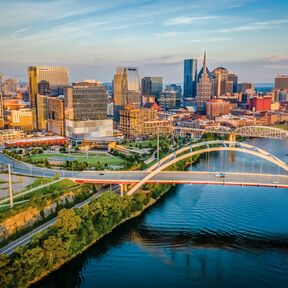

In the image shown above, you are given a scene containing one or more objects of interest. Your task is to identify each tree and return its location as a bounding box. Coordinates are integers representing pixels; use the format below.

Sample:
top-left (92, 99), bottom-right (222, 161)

top-left (55, 209), bottom-right (81, 235)
top-left (43, 236), bottom-right (68, 267)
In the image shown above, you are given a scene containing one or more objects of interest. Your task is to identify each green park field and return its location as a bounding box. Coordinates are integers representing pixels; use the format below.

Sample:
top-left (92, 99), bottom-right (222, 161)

top-left (30, 152), bottom-right (125, 167)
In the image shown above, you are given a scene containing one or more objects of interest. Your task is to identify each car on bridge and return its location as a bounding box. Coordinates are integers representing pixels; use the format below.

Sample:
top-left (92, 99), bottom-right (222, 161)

top-left (216, 172), bottom-right (225, 178)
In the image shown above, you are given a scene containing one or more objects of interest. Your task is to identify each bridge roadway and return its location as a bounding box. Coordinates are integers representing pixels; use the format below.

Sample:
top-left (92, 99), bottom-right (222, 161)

top-left (72, 171), bottom-right (288, 188)
top-left (1, 147), bottom-right (288, 189)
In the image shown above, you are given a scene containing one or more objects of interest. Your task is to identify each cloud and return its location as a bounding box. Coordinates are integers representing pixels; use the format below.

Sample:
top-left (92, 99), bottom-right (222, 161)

top-left (153, 32), bottom-right (183, 37)
top-left (216, 18), bottom-right (288, 33)
top-left (261, 54), bottom-right (288, 63)
top-left (163, 16), bottom-right (218, 26)
top-left (182, 37), bottom-right (231, 43)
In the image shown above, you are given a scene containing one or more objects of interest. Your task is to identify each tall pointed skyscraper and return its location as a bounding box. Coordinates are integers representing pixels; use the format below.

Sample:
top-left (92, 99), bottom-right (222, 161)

top-left (196, 50), bottom-right (212, 101)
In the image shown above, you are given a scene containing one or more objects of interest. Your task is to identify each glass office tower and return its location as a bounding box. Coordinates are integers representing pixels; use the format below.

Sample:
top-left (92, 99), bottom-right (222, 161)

top-left (183, 59), bottom-right (197, 98)
top-left (113, 67), bottom-right (141, 121)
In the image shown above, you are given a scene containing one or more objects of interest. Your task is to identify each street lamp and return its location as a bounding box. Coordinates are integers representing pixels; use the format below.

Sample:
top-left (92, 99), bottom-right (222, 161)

top-left (7, 164), bottom-right (13, 208)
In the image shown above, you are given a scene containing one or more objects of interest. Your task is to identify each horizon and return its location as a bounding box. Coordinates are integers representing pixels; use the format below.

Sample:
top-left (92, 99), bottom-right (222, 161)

top-left (0, 0), bottom-right (287, 83)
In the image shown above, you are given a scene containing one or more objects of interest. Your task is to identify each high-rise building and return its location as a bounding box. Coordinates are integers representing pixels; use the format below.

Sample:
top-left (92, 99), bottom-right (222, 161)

top-left (65, 82), bottom-right (107, 121)
top-left (275, 75), bottom-right (288, 90)
top-left (65, 81), bottom-right (112, 143)
top-left (4, 79), bottom-right (17, 95)
top-left (38, 80), bottom-right (50, 96)
top-left (228, 74), bottom-right (238, 93)
top-left (196, 51), bottom-right (212, 101)
top-left (212, 67), bottom-right (228, 97)
top-left (47, 96), bottom-right (65, 136)
top-left (36, 94), bottom-right (48, 130)
top-left (183, 59), bottom-right (197, 98)
top-left (119, 105), bottom-right (172, 138)
top-left (28, 66), bottom-right (68, 130)
top-left (238, 82), bottom-right (254, 94)
top-left (159, 84), bottom-right (182, 110)
top-left (113, 67), bottom-right (141, 121)
top-left (28, 66), bottom-right (69, 108)
top-left (141, 77), bottom-right (162, 101)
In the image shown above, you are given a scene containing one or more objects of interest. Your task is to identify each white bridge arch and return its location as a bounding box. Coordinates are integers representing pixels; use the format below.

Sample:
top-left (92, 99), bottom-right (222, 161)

top-left (127, 140), bottom-right (288, 196)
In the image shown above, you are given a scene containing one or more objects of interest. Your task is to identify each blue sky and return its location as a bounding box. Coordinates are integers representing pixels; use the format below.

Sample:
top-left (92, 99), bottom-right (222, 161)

top-left (0, 0), bottom-right (287, 83)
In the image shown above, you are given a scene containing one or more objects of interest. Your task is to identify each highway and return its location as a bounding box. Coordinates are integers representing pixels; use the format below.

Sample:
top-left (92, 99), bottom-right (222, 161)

top-left (0, 185), bottom-right (119, 256)
top-left (72, 171), bottom-right (288, 188)
top-left (1, 154), bottom-right (288, 187)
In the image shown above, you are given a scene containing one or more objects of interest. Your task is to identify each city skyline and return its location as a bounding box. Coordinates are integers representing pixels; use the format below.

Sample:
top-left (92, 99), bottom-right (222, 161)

top-left (0, 0), bottom-right (288, 83)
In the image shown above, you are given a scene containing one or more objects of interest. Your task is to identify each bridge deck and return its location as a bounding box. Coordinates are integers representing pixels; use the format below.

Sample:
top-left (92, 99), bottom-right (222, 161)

top-left (72, 171), bottom-right (288, 188)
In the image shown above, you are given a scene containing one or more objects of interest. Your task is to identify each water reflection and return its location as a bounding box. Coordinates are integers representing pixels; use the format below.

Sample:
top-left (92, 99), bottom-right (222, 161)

top-left (34, 139), bottom-right (288, 288)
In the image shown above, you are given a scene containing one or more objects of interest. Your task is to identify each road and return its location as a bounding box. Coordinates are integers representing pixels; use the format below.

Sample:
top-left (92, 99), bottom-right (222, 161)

top-left (1, 154), bottom-right (288, 187)
top-left (0, 185), bottom-right (119, 256)
top-left (72, 171), bottom-right (288, 188)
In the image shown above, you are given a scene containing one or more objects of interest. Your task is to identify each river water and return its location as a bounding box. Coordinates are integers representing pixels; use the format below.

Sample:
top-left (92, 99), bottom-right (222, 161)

top-left (34, 139), bottom-right (288, 288)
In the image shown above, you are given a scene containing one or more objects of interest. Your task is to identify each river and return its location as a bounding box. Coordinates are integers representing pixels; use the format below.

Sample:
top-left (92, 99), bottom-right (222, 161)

top-left (33, 138), bottom-right (288, 288)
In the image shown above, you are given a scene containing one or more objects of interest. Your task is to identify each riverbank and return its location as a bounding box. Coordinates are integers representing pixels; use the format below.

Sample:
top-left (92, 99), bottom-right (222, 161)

top-left (0, 153), bottom-right (200, 288)
top-left (29, 185), bottom-right (172, 287)
top-left (0, 185), bottom-right (172, 288)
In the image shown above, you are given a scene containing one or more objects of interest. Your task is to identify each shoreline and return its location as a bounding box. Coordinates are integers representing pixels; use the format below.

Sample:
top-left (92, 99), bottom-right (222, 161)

top-left (28, 185), bottom-right (172, 287)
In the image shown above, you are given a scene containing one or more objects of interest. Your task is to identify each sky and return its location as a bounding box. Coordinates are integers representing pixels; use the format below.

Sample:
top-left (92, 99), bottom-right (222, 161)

top-left (0, 0), bottom-right (287, 83)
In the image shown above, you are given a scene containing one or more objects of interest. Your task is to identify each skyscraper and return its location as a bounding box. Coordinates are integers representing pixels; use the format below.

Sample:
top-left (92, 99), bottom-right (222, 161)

top-left (36, 94), bottom-right (48, 130)
top-left (47, 96), bottom-right (65, 136)
top-left (141, 77), bottom-right (162, 102)
top-left (28, 66), bottom-right (68, 129)
top-left (275, 75), bottom-right (288, 90)
top-left (183, 59), bottom-right (197, 98)
top-left (228, 74), bottom-right (238, 93)
top-left (160, 84), bottom-right (182, 110)
top-left (65, 81), bottom-right (112, 143)
top-left (196, 51), bottom-right (212, 101)
top-left (113, 67), bottom-right (141, 121)
top-left (28, 66), bottom-right (69, 108)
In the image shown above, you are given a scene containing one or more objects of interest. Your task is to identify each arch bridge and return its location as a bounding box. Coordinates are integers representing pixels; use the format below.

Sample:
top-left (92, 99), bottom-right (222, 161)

top-left (125, 140), bottom-right (288, 196)
top-left (173, 125), bottom-right (288, 140)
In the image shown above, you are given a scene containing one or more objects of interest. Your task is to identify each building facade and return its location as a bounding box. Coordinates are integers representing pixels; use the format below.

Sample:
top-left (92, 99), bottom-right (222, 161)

top-left (4, 79), bottom-right (17, 95)
top-left (141, 77), bottom-right (162, 101)
top-left (64, 81), bottom-right (112, 143)
top-left (47, 96), bottom-right (65, 136)
top-left (183, 59), bottom-right (197, 98)
top-left (206, 99), bottom-right (231, 118)
top-left (9, 108), bottom-right (35, 131)
top-left (119, 106), bottom-right (172, 138)
top-left (36, 94), bottom-right (48, 130)
top-left (196, 51), bottom-right (212, 101)
top-left (0, 129), bottom-right (25, 144)
top-left (160, 84), bottom-right (182, 110)
top-left (275, 75), bottom-right (288, 90)
top-left (65, 83), bottom-right (107, 121)
top-left (28, 66), bottom-right (69, 108)
top-left (113, 67), bottom-right (141, 121)
top-left (249, 96), bottom-right (272, 112)
top-left (238, 82), bottom-right (254, 93)
top-left (228, 74), bottom-right (238, 93)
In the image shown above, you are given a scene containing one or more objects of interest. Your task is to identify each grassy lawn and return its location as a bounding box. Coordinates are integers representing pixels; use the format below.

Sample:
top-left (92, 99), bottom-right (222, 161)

top-left (30, 152), bottom-right (125, 166)
top-left (123, 139), bottom-right (157, 148)
top-left (0, 179), bottom-right (77, 215)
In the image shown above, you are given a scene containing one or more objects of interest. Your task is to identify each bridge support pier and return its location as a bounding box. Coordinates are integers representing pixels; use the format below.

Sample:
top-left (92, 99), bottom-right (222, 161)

top-left (120, 184), bottom-right (128, 197)
top-left (229, 133), bottom-right (236, 142)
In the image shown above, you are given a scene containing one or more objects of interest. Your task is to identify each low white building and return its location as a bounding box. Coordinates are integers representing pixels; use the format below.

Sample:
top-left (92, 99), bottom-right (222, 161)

top-left (65, 119), bottom-right (113, 144)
